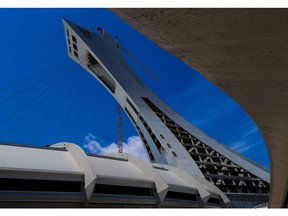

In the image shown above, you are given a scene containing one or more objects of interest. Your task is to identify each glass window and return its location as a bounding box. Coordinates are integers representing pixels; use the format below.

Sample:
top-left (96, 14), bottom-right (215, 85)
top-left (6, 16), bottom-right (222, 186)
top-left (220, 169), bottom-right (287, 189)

top-left (73, 50), bottom-right (78, 58)
top-left (72, 35), bottom-right (77, 43)
top-left (172, 151), bottom-right (177, 157)
top-left (73, 43), bottom-right (78, 51)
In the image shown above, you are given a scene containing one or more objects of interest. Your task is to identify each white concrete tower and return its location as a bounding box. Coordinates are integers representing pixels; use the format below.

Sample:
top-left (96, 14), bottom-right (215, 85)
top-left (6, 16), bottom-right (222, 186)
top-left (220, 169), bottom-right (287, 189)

top-left (63, 19), bottom-right (270, 207)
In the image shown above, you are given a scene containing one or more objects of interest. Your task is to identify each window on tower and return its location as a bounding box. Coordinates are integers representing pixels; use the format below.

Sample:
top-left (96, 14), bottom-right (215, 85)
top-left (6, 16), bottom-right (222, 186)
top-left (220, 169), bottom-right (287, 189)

top-left (72, 35), bottom-right (77, 43)
top-left (172, 151), bottom-right (177, 157)
top-left (73, 50), bottom-right (78, 58)
top-left (73, 43), bottom-right (78, 51)
top-left (86, 52), bottom-right (116, 94)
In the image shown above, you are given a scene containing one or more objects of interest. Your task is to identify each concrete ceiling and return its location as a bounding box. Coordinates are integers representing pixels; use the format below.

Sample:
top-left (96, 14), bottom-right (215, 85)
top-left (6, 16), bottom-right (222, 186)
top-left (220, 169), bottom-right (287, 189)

top-left (110, 9), bottom-right (288, 208)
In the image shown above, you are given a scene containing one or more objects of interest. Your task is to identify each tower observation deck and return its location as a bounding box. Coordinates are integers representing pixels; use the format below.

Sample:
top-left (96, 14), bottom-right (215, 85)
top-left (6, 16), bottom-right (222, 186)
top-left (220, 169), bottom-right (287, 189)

top-left (62, 19), bottom-right (270, 208)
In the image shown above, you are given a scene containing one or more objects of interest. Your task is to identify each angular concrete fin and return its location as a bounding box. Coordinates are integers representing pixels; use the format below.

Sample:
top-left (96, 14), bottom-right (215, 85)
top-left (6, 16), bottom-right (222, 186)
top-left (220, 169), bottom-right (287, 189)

top-left (51, 143), bottom-right (97, 203)
top-left (168, 166), bottom-right (210, 204)
top-left (127, 154), bottom-right (169, 203)
top-left (192, 174), bottom-right (230, 207)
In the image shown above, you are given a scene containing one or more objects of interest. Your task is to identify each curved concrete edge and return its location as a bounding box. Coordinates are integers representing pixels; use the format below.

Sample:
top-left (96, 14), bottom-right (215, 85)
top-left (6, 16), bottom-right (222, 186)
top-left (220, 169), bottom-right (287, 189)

top-left (109, 9), bottom-right (288, 207)
top-left (50, 143), bottom-right (96, 205)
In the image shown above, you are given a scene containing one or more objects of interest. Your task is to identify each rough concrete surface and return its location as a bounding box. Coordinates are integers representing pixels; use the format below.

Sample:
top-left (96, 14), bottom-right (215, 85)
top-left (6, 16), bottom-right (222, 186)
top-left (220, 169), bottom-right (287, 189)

top-left (110, 9), bottom-right (288, 207)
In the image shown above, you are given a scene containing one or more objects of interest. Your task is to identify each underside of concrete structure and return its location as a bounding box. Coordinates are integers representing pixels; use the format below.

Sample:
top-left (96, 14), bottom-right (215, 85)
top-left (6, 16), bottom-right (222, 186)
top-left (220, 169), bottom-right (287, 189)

top-left (110, 9), bottom-right (288, 208)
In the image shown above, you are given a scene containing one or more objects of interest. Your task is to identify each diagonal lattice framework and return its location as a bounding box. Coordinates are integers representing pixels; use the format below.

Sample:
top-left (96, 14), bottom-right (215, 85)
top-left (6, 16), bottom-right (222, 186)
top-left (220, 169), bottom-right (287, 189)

top-left (141, 97), bottom-right (270, 207)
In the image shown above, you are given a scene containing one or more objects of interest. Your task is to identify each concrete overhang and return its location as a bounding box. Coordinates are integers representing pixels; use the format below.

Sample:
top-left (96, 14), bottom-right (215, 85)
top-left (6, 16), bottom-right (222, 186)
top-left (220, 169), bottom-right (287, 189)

top-left (110, 8), bottom-right (288, 208)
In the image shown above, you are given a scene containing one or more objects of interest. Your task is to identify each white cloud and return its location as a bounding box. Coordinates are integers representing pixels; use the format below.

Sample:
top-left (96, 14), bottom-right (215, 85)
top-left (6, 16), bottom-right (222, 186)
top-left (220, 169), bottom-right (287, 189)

top-left (229, 141), bottom-right (255, 153)
top-left (83, 133), bottom-right (103, 154)
top-left (83, 133), bottom-right (149, 162)
top-left (228, 126), bottom-right (260, 154)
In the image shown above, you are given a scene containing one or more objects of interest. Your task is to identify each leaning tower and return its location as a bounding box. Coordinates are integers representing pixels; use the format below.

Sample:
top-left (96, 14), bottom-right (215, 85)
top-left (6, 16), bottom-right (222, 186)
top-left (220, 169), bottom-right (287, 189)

top-left (63, 19), bottom-right (270, 208)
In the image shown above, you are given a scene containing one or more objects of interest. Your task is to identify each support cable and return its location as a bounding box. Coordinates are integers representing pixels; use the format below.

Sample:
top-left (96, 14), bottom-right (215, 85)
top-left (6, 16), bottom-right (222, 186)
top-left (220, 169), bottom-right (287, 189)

top-left (72, 76), bottom-right (90, 143)
top-left (112, 35), bottom-right (158, 80)
top-left (0, 70), bottom-right (71, 124)
top-left (117, 102), bottom-right (122, 154)
top-left (21, 54), bottom-right (88, 144)
top-left (4, 68), bottom-right (68, 131)
top-left (0, 60), bottom-right (73, 92)
top-left (0, 63), bottom-right (74, 105)
top-left (121, 48), bottom-right (158, 80)
top-left (54, 72), bottom-right (88, 141)
top-left (22, 67), bottom-right (82, 144)
top-left (40, 71), bottom-right (83, 143)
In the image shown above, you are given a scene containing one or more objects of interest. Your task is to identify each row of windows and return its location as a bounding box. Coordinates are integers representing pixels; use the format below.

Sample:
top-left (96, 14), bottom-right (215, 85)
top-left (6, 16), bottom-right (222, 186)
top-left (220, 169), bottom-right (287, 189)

top-left (122, 99), bottom-right (154, 162)
top-left (90, 185), bottom-right (204, 206)
top-left (125, 97), bottom-right (178, 159)
top-left (138, 114), bottom-right (163, 155)
top-left (141, 97), bottom-right (180, 158)
top-left (135, 123), bottom-right (155, 162)
top-left (66, 29), bottom-right (79, 58)
top-left (0, 178), bottom-right (82, 192)
top-left (126, 98), bottom-right (139, 115)
top-left (125, 107), bottom-right (135, 125)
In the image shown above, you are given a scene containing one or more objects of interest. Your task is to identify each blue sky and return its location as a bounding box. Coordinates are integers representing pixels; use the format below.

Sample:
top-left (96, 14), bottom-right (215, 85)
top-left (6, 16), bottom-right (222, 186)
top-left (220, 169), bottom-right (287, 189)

top-left (0, 8), bottom-right (269, 168)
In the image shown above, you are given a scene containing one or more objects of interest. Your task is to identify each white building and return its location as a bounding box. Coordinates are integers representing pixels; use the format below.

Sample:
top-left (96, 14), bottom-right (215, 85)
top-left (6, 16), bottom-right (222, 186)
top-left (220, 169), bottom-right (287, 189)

top-left (0, 19), bottom-right (270, 208)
